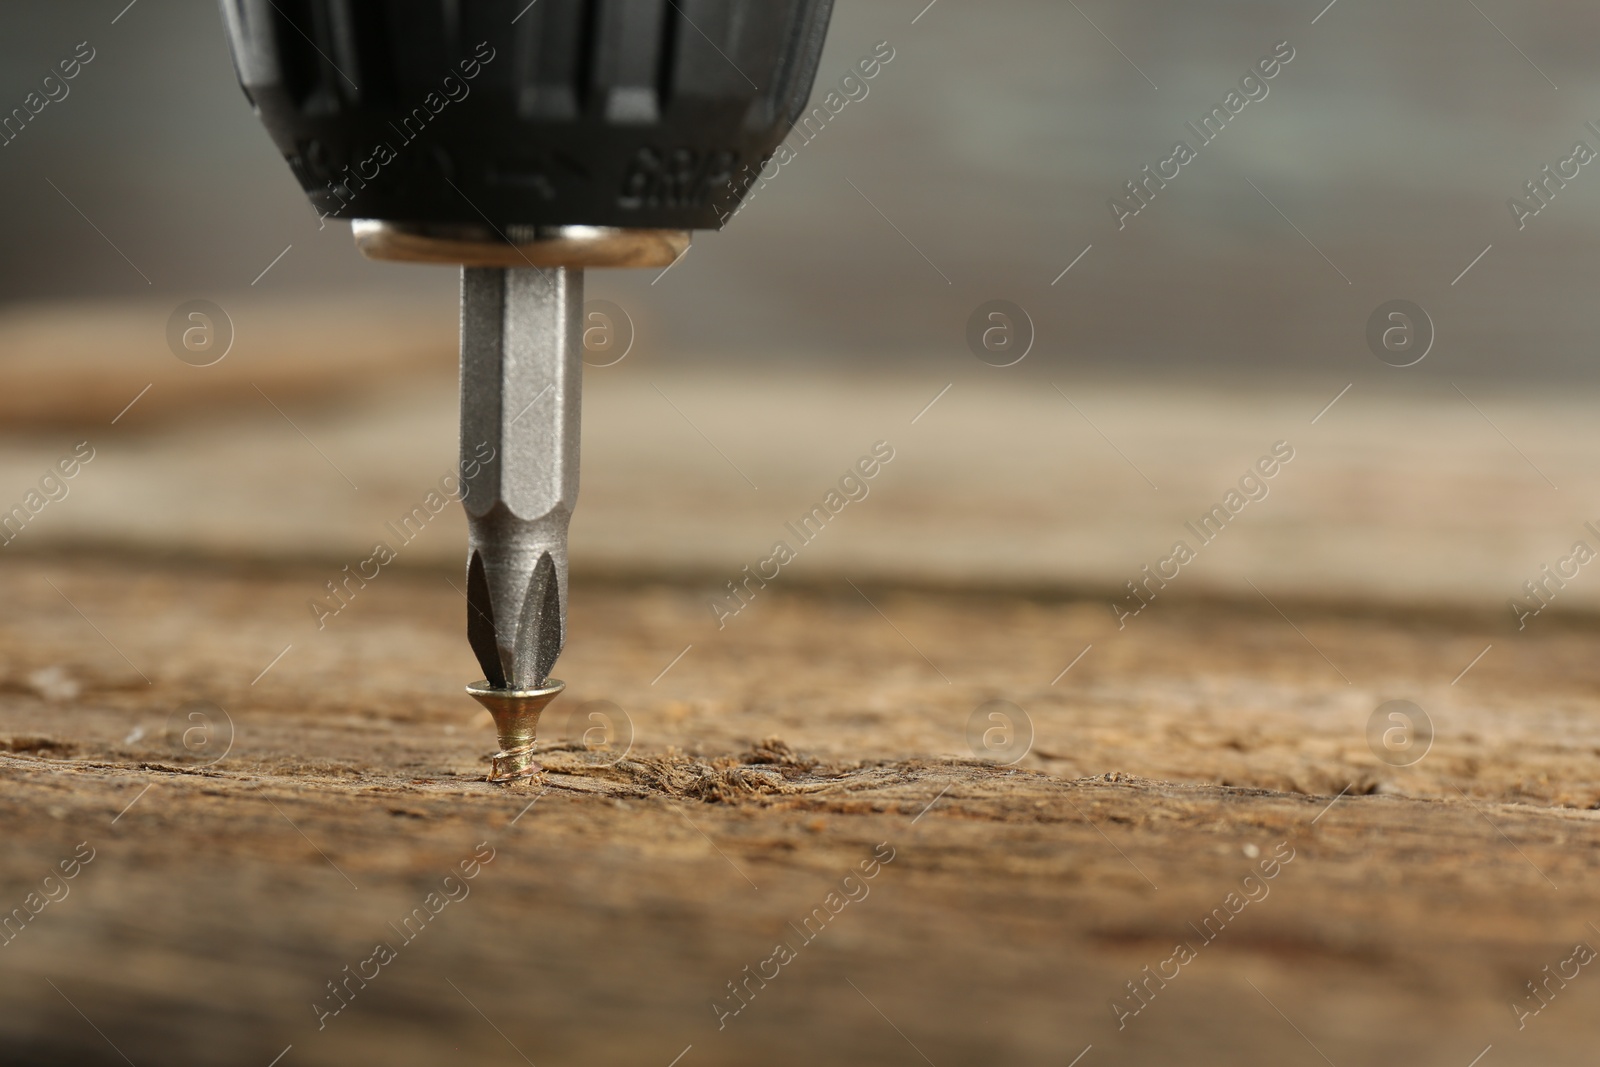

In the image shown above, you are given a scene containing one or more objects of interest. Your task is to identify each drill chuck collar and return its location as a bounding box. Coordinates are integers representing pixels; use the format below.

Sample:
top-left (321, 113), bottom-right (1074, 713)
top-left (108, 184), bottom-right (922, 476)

top-left (220, 0), bottom-right (835, 264)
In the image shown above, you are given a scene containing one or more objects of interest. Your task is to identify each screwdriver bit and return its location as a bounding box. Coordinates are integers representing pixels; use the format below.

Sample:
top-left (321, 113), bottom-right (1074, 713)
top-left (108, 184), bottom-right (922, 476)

top-left (459, 266), bottom-right (582, 692)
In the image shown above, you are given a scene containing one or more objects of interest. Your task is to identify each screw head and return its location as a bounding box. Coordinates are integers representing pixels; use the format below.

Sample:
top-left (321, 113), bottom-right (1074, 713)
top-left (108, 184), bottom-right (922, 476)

top-left (467, 678), bottom-right (565, 782)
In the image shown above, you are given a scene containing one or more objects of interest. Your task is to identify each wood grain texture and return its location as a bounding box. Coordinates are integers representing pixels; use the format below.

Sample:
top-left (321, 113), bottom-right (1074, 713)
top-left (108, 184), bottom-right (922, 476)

top-left (2, 555), bottom-right (1598, 1066)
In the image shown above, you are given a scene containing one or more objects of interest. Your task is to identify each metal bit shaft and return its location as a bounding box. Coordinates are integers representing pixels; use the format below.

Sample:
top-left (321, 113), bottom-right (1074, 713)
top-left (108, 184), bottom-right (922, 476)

top-left (459, 266), bottom-right (583, 691)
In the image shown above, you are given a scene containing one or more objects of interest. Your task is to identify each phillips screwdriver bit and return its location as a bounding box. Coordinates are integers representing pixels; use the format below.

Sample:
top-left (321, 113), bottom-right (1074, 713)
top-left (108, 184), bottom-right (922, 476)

top-left (459, 266), bottom-right (581, 692)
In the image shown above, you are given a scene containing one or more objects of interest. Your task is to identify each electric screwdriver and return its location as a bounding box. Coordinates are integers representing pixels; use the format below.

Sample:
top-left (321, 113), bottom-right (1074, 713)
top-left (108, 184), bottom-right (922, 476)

top-left (219, 0), bottom-right (835, 778)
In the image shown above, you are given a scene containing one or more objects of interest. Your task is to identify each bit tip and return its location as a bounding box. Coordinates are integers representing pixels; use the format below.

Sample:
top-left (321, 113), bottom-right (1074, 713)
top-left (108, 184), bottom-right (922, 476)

top-left (465, 542), bottom-right (564, 689)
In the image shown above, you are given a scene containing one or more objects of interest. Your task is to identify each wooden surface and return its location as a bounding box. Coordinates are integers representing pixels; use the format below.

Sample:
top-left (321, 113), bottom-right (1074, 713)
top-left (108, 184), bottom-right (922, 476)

top-left (7, 297), bottom-right (1600, 611)
top-left (3, 555), bottom-right (1600, 1066)
top-left (3, 303), bottom-right (1600, 1064)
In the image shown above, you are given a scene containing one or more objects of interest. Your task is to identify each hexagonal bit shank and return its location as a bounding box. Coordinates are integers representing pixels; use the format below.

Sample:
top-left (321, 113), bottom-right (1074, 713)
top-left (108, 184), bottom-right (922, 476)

top-left (459, 266), bottom-right (582, 690)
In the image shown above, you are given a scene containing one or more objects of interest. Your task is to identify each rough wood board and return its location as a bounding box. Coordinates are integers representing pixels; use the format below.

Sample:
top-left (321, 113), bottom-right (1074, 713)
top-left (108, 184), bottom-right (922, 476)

top-left (6, 321), bottom-right (1599, 611)
top-left (2, 556), bottom-right (1599, 1066)
top-left (0, 298), bottom-right (453, 431)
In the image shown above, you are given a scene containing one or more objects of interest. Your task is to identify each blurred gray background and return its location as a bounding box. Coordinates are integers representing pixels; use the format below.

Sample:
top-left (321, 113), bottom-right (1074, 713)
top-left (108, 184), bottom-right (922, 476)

top-left (0, 0), bottom-right (1597, 380)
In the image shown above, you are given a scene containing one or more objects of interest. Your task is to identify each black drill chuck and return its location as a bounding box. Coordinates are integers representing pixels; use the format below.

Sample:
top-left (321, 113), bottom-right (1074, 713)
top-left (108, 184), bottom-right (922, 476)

top-left (218, 0), bottom-right (835, 231)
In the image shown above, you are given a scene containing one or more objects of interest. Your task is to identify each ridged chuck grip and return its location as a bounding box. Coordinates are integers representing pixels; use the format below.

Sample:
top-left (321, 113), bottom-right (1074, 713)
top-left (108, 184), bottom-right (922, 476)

top-left (218, 0), bottom-right (834, 230)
